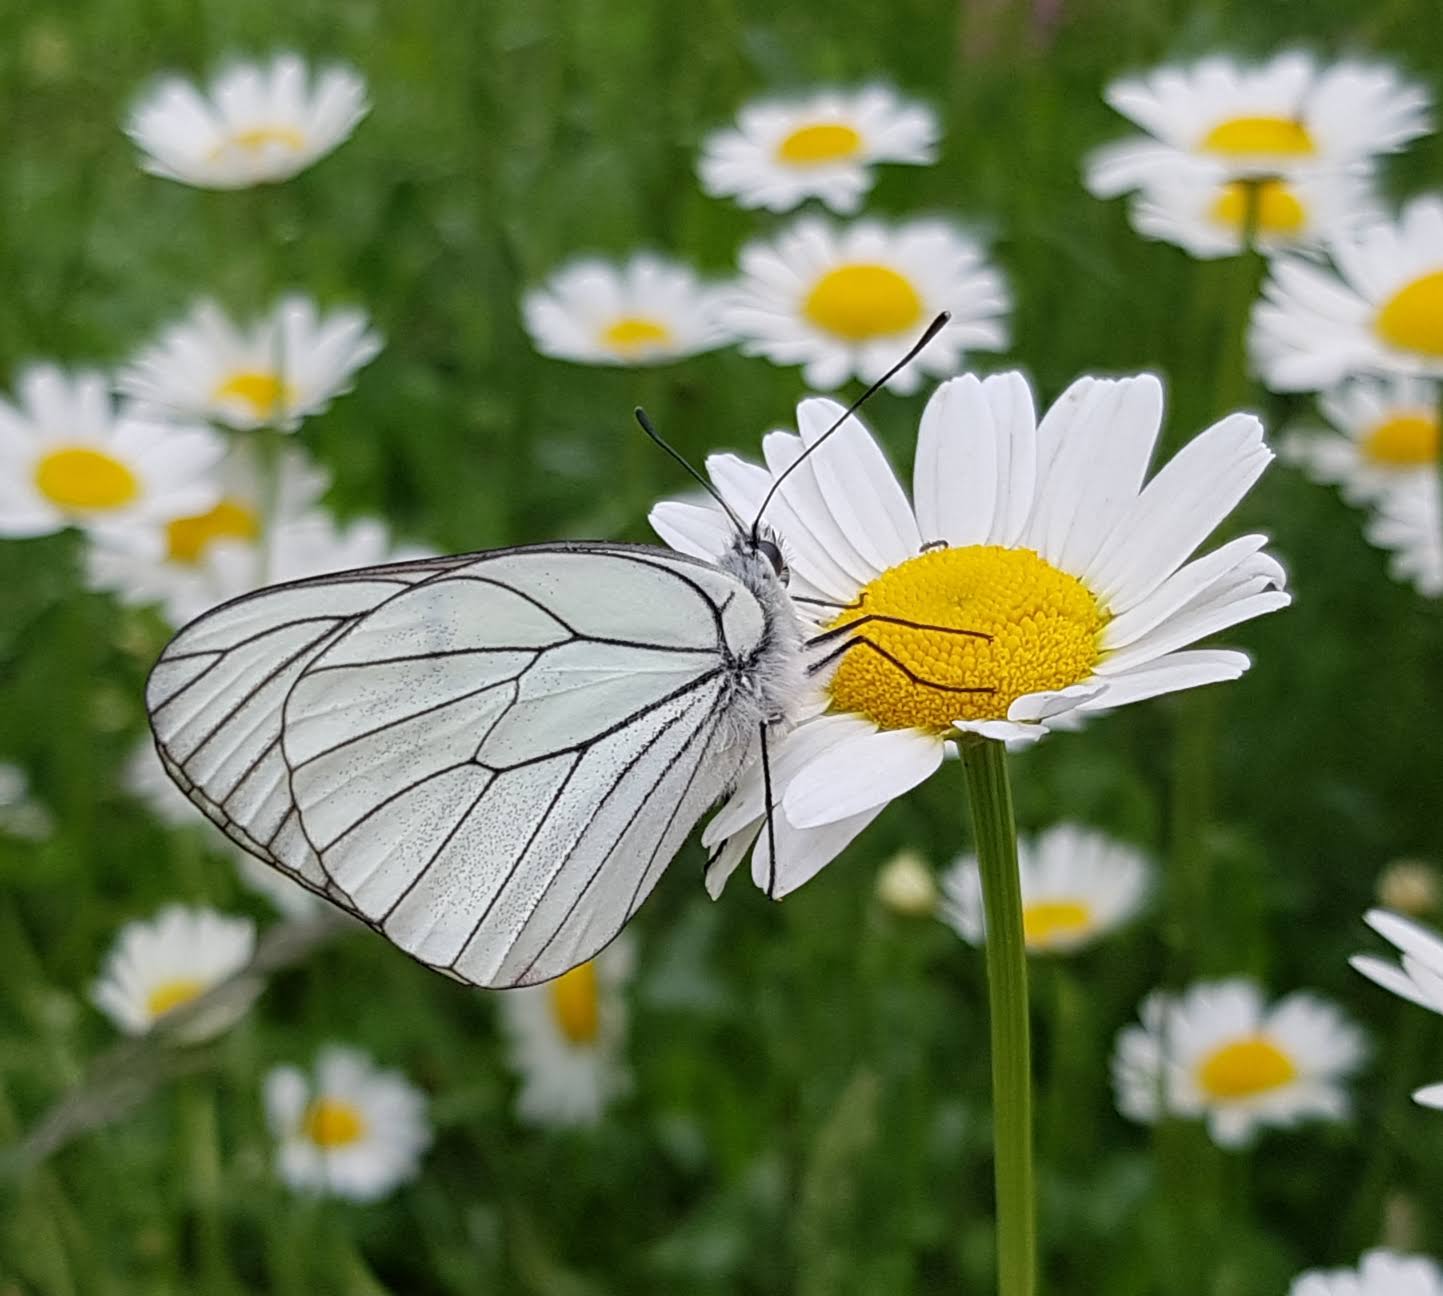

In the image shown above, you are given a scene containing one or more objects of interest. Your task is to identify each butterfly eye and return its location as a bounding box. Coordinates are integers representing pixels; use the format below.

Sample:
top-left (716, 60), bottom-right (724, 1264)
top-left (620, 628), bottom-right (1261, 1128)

top-left (755, 538), bottom-right (788, 584)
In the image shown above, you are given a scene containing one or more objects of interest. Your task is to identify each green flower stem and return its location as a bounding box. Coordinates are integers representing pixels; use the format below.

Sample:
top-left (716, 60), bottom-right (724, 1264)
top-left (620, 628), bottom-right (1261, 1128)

top-left (960, 737), bottom-right (1035, 1296)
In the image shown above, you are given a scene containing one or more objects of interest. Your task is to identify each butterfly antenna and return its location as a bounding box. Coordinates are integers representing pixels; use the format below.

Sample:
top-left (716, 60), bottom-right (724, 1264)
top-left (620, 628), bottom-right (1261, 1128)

top-left (635, 407), bottom-right (747, 536)
top-left (748, 311), bottom-right (950, 541)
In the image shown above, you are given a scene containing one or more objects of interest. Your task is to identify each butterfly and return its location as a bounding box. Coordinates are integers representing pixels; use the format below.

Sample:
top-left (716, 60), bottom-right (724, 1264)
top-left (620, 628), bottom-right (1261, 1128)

top-left (146, 318), bottom-right (955, 988)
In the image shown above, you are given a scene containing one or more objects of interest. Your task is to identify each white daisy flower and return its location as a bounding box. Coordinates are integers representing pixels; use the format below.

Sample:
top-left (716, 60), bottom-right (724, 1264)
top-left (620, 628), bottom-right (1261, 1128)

top-left (0, 364), bottom-right (223, 547)
top-left (1085, 52), bottom-right (1432, 198)
top-left (1351, 908), bottom-right (1443, 1109)
top-left (0, 763), bottom-right (52, 840)
top-left (1290, 1249), bottom-right (1443, 1296)
top-left (522, 254), bottom-right (731, 367)
top-left (940, 823), bottom-right (1151, 954)
top-left (1112, 978), bottom-right (1366, 1147)
top-left (698, 86), bottom-right (939, 214)
top-left (651, 372), bottom-right (1288, 896)
top-left (496, 938), bottom-right (633, 1128)
top-left (874, 849), bottom-right (940, 917)
top-left (90, 903), bottom-right (257, 1041)
top-left (1251, 194), bottom-right (1443, 391)
top-left (119, 297), bottom-right (382, 432)
top-left (1127, 169), bottom-right (1380, 260)
top-left (1366, 475), bottom-right (1443, 597)
top-left (126, 54), bottom-right (367, 190)
top-left (264, 1046), bottom-right (431, 1201)
top-left (724, 216), bottom-right (1010, 393)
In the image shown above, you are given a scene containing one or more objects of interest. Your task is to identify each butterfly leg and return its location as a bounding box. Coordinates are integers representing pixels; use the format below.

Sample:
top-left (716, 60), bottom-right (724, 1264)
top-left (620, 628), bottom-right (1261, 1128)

top-left (805, 634), bottom-right (994, 695)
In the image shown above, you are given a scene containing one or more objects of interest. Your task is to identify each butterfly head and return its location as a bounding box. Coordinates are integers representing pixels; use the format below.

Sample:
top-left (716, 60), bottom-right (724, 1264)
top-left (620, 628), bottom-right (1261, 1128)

top-left (750, 527), bottom-right (789, 587)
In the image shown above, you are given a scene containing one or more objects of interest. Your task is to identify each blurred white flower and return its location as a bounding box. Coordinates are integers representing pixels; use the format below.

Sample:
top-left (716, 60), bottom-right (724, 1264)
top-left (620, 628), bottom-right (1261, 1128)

top-left (1364, 475), bottom-right (1443, 597)
top-left (127, 54), bottom-right (367, 189)
top-left (1251, 194), bottom-right (1443, 392)
top-left (698, 86), bottom-right (938, 214)
top-left (1377, 860), bottom-right (1442, 918)
top-left (1112, 978), bottom-right (1366, 1147)
top-left (264, 1046), bottom-right (431, 1201)
top-left (1085, 52), bottom-right (1431, 197)
top-left (90, 904), bottom-right (256, 1041)
top-left (875, 850), bottom-right (939, 917)
top-left (119, 297), bottom-right (382, 432)
top-left (1289, 1249), bottom-right (1443, 1296)
top-left (0, 364), bottom-right (222, 547)
top-left (940, 823), bottom-right (1151, 954)
top-left (1351, 909), bottom-right (1443, 1109)
top-left (724, 216), bottom-right (1009, 393)
top-left (522, 254), bottom-right (731, 367)
top-left (497, 937), bottom-right (633, 1128)
top-left (0, 762), bottom-right (52, 840)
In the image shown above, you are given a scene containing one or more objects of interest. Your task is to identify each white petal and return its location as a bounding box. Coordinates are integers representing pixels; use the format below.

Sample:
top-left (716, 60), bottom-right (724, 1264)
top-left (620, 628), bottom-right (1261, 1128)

top-left (782, 726), bottom-right (943, 828)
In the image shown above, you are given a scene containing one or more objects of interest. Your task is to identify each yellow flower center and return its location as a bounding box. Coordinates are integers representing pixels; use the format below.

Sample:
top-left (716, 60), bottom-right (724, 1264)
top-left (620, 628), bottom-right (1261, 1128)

top-left (227, 125), bottom-right (307, 154)
top-left (1375, 271), bottom-right (1443, 358)
top-left (548, 960), bottom-right (601, 1045)
top-left (1200, 115), bottom-right (1315, 158)
top-left (775, 122), bottom-right (864, 166)
top-left (302, 1098), bottom-right (368, 1148)
top-left (1362, 413), bottom-right (1439, 467)
top-left (1021, 900), bottom-right (1093, 949)
top-left (804, 264), bottom-right (923, 342)
top-left (164, 497), bottom-right (261, 565)
top-left (33, 446), bottom-right (139, 511)
top-left (825, 545), bottom-right (1107, 732)
top-left (600, 316), bottom-right (674, 352)
top-left (213, 370), bottom-right (292, 419)
top-left (1208, 178), bottom-right (1306, 236)
top-left (144, 977), bottom-right (204, 1018)
top-left (1196, 1036), bottom-right (1298, 1100)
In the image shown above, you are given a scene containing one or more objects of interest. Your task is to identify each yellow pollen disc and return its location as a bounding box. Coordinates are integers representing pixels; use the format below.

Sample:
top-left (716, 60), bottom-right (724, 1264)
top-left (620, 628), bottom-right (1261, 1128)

top-left (165, 497), bottom-right (261, 565)
top-left (825, 545), bottom-right (1107, 732)
top-left (548, 960), bottom-right (601, 1045)
top-left (1362, 412), bottom-right (1439, 466)
top-left (1208, 178), bottom-right (1306, 236)
top-left (145, 977), bottom-right (204, 1018)
top-left (804, 264), bottom-right (923, 342)
top-left (1200, 115), bottom-right (1315, 158)
top-left (601, 316), bottom-right (674, 352)
top-left (227, 125), bottom-right (307, 154)
top-left (33, 446), bottom-right (140, 511)
top-left (302, 1098), bottom-right (368, 1149)
top-left (1021, 900), bottom-right (1093, 949)
top-left (214, 370), bottom-right (291, 418)
top-left (1196, 1036), bottom-right (1298, 1100)
top-left (1375, 271), bottom-right (1443, 358)
top-left (775, 122), bottom-right (864, 165)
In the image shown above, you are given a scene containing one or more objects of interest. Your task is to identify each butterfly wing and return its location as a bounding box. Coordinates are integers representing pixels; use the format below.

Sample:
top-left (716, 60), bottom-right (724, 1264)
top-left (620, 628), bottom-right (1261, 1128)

top-left (281, 545), bottom-right (766, 987)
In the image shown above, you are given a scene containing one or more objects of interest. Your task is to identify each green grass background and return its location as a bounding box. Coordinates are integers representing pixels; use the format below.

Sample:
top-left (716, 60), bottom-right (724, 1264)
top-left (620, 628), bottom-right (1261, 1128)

top-left (1, 0), bottom-right (1442, 1291)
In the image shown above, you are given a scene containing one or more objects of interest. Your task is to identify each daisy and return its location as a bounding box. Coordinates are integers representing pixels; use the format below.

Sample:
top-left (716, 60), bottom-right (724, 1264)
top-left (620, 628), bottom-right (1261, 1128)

top-left (264, 1046), bottom-right (431, 1201)
top-left (1251, 194), bottom-right (1443, 391)
top-left (1112, 979), bottom-right (1366, 1147)
top-left (496, 938), bottom-right (633, 1128)
top-left (522, 254), bottom-right (731, 367)
top-left (1290, 1250), bottom-right (1443, 1296)
top-left (874, 849), bottom-right (940, 917)
top-left (1085, 52), bottom-right (1432, 198)
top-left (126, 53), bottom-right (367, 190)
top-left (698, 86), bottom-right (939, 214)
top-left (0, 364), bottom-right (223, 547)
top-left (1365, 475), bottom-right (1443, 597)
top-left (90, 904), bottom-right (257, 1042)
top-left (119, 297), bottom-right (382, 432)
top-left (1284, 375), bottom-right (1438, 505)
top-left (651, 371), bottom-right (1288, 897)
top-left (1351, 909), bottom-right (1443, 1109)
top-left (0, 763), bottom-right (52, 840)
top-left (940, 823), bottom-right (1151, 954)
top-left (724, 217), bottom-right (1009, 393)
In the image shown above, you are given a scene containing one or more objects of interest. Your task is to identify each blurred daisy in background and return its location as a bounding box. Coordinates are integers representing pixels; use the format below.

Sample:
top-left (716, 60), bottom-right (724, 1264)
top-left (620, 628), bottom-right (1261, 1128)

top-left (698, 86), bottom-right (939, 214)
top-left (1251, 194), bottom-right (1443, 391)
top-left (1365, 475), bottom-right (1443, 596)
top-left (0, 763), bottom-right (52, 841)
top-left (90, 904), bottom-right (256, 1041)
top-left (264, 1045), bottom-right (431, 1201)
top-left (1085, 52), bottom-right (1432, 197)
top-left (724, 217), bottom-right (1009, 393)
top-left (940, 823), bottom-right (1151, 955)
top-left (1112, 979), bottom-right (1366, 1147)
top-left (1377, 859), bottom-right (1442, 919)
top-left (119, 297), bottom-right (382, 432)
top-left (497, 938), bottom-right (633, 1128)
top-left (523, 254), bottom-right (731, 367)
top-left (654, 373), bottom-right (1287, 896)
top-left (1351, 908), bottom-right (1443, 1108)
top-left (126, 53), bottom-right (367, 189)
top-left (0, 364), bottom-right (223, 545)
top-left (1289, 1250), bottom-right (1443, 1296)
top-left (874, 849), bottom-right (940, 917)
